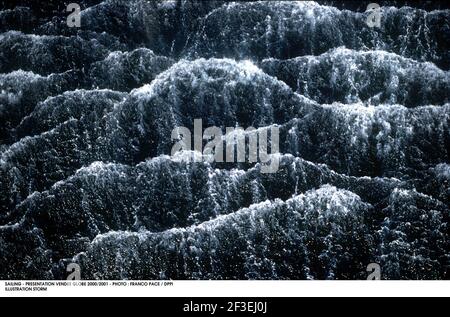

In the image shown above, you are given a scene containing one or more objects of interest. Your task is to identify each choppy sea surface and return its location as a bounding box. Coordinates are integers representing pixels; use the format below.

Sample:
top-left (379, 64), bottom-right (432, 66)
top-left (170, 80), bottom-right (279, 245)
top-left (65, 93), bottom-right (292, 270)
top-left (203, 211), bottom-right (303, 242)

top-left (0, 0), bottom-right (449, 279)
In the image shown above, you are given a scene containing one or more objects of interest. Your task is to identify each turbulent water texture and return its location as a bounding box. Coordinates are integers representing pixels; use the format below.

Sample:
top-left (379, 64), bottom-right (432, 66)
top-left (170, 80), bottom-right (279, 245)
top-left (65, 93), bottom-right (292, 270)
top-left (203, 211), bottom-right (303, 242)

top-left (0, 0), bottom-right (449, 280)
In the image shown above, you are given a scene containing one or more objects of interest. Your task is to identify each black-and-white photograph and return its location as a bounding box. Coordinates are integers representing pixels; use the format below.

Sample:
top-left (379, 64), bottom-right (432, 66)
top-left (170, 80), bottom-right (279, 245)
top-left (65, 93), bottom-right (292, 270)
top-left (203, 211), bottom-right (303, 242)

top-left (0, 0), bottom-right (448, 287)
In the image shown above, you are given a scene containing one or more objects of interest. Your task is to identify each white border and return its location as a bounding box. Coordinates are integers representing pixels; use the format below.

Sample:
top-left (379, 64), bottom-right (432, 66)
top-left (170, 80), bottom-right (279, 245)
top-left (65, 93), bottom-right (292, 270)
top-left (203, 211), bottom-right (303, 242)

top-left (1, 281), bottom-right (449, 297)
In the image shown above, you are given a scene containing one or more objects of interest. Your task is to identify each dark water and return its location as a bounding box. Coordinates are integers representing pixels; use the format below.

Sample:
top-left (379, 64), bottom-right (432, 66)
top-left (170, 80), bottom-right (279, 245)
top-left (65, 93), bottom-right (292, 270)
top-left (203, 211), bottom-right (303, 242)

top-left (0, 1), bottom-right (449, 280)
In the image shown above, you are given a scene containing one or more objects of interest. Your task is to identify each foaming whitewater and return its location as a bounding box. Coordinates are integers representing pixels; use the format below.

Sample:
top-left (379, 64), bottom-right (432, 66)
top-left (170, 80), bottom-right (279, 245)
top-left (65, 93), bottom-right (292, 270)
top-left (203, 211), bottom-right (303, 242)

top-left (0, 0), bottom-right (448, 280)
top-left (187, 1), bottom-right (449, 69)
top-left (261, 47), bottom-right (450, 106)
